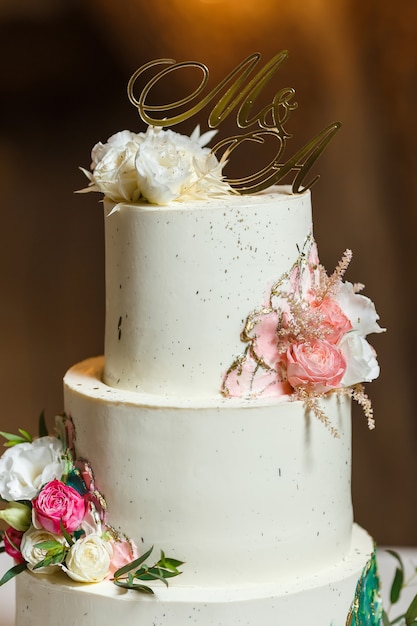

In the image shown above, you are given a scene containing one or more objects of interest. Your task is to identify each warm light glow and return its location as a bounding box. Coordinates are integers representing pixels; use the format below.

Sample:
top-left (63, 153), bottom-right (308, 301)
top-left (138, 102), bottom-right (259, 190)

top-left (89, 0), bottom-right (354, 111)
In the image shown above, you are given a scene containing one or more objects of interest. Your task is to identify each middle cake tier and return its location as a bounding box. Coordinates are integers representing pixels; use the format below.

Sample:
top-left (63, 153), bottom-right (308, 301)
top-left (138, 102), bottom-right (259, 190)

top-left (64, 357), bottom-right (353, 587)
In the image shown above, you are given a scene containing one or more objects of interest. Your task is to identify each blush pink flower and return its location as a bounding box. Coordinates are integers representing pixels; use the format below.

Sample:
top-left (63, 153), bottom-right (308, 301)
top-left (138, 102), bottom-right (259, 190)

top-left (3, 527), bottom-right (24, 563)
top-left (32, 479), bottom-right (87, 535)
top-left (312, 297), bottom-right (352, 344)
top-left (286, 339), bottom-right (346, 393)
top-left (107, 538), bottom-right (138, 577)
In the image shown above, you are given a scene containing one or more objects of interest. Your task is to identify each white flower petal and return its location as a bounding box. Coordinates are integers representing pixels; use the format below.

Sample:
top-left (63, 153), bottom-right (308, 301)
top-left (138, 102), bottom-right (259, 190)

top-left (0, 437), bottom-right (66, 502)
top-left (336, 282), bottom-right (385, 337)
top-left (340, 332), bottom-right (380, 386)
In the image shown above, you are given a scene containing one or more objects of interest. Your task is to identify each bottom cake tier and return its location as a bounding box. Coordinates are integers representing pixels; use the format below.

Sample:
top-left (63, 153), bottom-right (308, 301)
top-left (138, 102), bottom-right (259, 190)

top-left (15, 524), bottom-right (380, 626)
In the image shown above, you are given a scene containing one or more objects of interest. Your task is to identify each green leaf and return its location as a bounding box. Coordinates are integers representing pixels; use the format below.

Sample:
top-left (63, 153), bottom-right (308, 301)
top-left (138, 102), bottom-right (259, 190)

top-left (390, 567), bottom-right (404, 604)
top-left (113, 545), bottom-right (154, 579)
top-left (406, 594), bottom-right (417, 625)
top-left (38, 411), bottom-right (49, 438)
top-left (0, 430), bottom-right (32, 447)
top-left (0, 561), bottom-right (27, 586)
top-left (33, 548), bottom-right (67, 569)
top-left (387, 550), bottom-right (405, 572)
top-left (138, 567), bottom-right (181, 581)
top-left (156, 553), bottom-right (184, 572)
top-left (113, 579), bottom-right (155, 594)
top-left (138, 568), bottom-right (169, 587)
top-left (18, 429), bottom-right (33, 442)
top-left (34, 540), bottom-right (64, 551)
top-left (381, 609), bottom-right (391, 626)
top-left (0, 431), bottom-right (19, 441)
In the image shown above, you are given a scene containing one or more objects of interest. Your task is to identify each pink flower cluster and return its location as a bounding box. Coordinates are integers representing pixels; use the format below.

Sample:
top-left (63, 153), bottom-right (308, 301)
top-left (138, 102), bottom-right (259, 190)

top-left (223, 235), bottom-right (384, 400)
top-left (1, 416), bottom-right (137, 582)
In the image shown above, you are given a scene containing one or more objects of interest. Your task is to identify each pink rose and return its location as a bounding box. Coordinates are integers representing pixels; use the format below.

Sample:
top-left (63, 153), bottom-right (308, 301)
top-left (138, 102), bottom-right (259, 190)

top-left (107, 538), bottom-right (138, 577)
top-left (312, 297), bottom-right (352, 344)
top-left (32, 479), bottom-right (86, 534)
top-left (3, 527), bottom-right (24, 563)
top-left (286, 339), bottom-right (346, 393)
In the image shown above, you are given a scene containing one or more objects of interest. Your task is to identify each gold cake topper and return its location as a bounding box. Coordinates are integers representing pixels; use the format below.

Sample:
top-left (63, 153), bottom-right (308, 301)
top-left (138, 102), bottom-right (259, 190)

top-left (127, 51), bottom-right (341, 195)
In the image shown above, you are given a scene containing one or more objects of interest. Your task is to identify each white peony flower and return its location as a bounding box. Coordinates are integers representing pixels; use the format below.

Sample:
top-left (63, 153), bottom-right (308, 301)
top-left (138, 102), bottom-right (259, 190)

top-left (90, 130), bottom-right (141, 169)
top-left (339, 332), bottom-right (380, 386)
top-left (335, 281), bottom-right (385, 337)
top-left (80, 130), bottom-right (145, 203)
top-left (64, 534), bottom-right (113, 583)
top-left (135, 126), bottom-right (232, 204)
top-left (79, 125), bottom-right (232, 205)
top-left (21, 526), bottom-right (67, 574)
top-left (0, 436), bottom-right (66, 501)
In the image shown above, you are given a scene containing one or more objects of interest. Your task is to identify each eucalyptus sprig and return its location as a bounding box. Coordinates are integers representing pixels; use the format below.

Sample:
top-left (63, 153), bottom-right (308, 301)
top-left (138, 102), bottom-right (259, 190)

top-left (113, 545), bottom-right (183, 594)
top-left (382, 550), bottom-right (417, 625)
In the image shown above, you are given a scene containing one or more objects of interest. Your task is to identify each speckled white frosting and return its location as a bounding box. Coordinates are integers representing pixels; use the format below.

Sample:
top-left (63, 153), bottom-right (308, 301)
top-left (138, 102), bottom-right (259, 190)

top-left (103, 185), bottom-right (312, 395)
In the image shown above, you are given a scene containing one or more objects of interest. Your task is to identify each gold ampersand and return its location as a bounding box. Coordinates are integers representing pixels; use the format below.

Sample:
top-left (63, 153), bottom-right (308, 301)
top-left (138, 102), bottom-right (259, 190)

top-left (127, 52), bottom-right (341, 194)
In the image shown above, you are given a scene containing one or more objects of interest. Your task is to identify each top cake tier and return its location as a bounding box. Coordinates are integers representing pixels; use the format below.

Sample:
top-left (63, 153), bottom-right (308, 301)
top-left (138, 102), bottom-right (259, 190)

top-left (103, 185), bottom-right (312, 396)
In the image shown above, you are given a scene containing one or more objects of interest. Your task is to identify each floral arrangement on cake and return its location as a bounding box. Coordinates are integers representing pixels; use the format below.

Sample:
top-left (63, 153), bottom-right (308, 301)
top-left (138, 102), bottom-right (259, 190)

top-left (222, 234), bottom-right (384, 435)
top-left (0, 414), bottom-right (183, 592)
top-left (78, 125), bottom-right (233, 206)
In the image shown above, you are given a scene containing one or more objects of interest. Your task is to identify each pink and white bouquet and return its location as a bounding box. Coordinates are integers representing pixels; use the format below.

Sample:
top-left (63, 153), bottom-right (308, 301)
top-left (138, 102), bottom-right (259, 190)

top-left (222, 234), bottom-right (384, 433)
top-left (0, 415), bottom-right (182, 591)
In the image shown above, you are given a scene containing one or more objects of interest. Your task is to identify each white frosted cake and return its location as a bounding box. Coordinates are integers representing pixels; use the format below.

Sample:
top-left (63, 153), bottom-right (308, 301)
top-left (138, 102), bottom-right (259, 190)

top-left (0, 54), bottom-right (384, 626)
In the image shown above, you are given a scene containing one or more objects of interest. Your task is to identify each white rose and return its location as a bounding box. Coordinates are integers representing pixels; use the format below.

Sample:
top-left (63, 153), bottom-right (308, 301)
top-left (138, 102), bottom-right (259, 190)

top-left (64, 534), bottom-right (113, 583)
top-left (0, 436), bottom-right (66, 501)
top-left (21, 526), bottom-right (67, 574)
top-left (135, 126), bottom-right (231, 205)
top-left (335, 282), bottom-right (385, 337)
top-left (81, 130), bottom-right (145, 203)
top-left (339, 332), bottom-right (380, 386)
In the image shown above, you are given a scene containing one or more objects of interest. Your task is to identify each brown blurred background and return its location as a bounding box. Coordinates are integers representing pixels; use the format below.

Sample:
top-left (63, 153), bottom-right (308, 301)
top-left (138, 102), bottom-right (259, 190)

top-left (0, 0), bottom-right (416, 546)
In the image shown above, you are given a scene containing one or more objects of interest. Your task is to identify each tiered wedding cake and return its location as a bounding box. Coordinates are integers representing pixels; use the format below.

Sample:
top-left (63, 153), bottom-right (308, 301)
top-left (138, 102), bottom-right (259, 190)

top-left (1, 53), bottom-right (384, 626)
